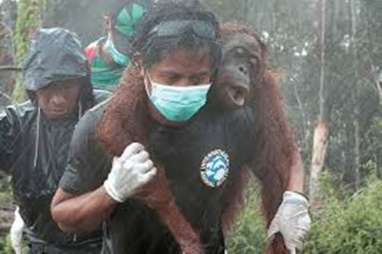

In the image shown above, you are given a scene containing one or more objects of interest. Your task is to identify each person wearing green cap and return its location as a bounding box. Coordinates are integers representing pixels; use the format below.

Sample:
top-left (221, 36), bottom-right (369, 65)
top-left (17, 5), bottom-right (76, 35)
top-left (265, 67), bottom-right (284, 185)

top-left (85, 1), bottom-right (150, 91)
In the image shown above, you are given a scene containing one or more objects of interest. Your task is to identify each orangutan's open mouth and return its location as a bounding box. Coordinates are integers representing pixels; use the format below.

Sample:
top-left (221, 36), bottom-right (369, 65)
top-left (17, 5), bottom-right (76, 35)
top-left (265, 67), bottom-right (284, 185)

top-left (226, 83), bottom-right (249, 107)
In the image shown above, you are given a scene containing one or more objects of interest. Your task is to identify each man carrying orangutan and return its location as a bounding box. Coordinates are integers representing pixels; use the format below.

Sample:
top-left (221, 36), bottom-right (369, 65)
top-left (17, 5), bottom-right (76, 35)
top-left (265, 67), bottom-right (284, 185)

top-left (51, 2), bottom-right (311, 254)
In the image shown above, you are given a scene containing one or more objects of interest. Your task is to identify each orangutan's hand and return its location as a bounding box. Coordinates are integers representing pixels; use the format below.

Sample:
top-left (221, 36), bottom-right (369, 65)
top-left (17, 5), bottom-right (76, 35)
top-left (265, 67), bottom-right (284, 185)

top-left (267, 191), bottom-right (311, 254)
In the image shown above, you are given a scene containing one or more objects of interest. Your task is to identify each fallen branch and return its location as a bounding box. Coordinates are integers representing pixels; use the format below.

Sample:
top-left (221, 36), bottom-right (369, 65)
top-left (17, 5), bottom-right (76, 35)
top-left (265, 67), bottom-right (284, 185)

top-left (0, 91), bottom-right (12, 102)
top-left (0, 66), bottom-right (21, 72)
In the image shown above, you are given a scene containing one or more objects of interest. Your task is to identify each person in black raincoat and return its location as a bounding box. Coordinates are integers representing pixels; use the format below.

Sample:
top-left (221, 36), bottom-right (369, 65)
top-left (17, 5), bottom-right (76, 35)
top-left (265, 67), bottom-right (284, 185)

top-left (0, 28), bottom-right (110, 253)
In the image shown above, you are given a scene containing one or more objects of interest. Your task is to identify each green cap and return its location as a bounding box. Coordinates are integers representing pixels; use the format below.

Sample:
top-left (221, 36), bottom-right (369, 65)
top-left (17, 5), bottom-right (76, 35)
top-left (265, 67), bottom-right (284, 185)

top-left (114, 3), bottom-right (145, 37)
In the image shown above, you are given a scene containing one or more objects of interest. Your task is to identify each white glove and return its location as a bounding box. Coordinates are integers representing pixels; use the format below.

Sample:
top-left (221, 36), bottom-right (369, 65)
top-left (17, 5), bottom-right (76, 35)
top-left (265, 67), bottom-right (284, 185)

top-left (104, 143), bottom-right (157, 202)
top-left (267, 191), bottom-right (311, 254)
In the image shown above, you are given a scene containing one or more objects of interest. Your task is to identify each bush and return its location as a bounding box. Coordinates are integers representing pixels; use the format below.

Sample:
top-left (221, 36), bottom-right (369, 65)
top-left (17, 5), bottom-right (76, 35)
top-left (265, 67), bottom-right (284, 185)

top-left (227, 175), bottom-right (382, 254)
top-left (227, 184), bottom-right (267, 254)
top-left (0, 235), bottom-right (13, 254)
top-left (305, 177), bottom-right (382, 254)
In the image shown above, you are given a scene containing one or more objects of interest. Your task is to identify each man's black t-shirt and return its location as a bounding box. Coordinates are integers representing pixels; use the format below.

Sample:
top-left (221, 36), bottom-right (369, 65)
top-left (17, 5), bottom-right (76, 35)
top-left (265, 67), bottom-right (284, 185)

top-left (59, 101), bottom-right (255, 254)
top-left (59, 100), bottom-right (112, 195)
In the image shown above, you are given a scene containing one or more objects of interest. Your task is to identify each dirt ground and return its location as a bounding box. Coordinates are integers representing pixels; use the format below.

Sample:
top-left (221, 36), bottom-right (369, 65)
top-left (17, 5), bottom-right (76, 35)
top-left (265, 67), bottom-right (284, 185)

top-left (0, 203), bottom-right (14, 237)
top-left (0, 176), bottom-right (14, 238)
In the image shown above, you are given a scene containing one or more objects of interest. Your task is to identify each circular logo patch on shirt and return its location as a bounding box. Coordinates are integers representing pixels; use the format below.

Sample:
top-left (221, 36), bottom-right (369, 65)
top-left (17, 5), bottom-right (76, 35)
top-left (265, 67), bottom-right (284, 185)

top-left (200, 149), bottom-right (230, 188)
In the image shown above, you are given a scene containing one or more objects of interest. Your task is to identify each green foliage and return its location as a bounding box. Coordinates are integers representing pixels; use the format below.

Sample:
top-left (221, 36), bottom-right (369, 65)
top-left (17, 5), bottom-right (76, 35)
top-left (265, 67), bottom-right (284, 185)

top-left (0, 191), bottom-right (12, 205)
top-left (305, 177), bottom-right (382, 254)
top-left (226, 185), bottom-right (267, 254)
top-left (0, 179), bottom-right (13, 254)
top-left (0, 235), bottom-right (13, 254)
top-left (14, 0), bottom-right (44, 63)
top-left (227, 171), bottom-right (382, 254)
top-left (0, 174), bottom-right (12, 204)
top-left (12, 0), bottom-right (45, 102)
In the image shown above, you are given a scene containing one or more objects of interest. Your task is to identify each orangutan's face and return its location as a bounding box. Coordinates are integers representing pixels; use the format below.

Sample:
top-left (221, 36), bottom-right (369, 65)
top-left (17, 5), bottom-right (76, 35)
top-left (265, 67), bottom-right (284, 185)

top-left (144, 48), bottom-right (213, 92)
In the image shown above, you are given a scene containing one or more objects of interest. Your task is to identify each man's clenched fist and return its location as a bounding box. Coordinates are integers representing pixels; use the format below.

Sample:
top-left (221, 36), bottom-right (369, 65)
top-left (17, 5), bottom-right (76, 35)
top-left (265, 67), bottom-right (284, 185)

top-left (104, 143), bottom-right (157, 202)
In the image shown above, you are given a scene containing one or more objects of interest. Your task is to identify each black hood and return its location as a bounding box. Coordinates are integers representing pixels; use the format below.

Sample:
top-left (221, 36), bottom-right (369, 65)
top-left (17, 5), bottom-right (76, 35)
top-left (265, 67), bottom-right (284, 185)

top-left (22, 27), bottom-right (88, 91)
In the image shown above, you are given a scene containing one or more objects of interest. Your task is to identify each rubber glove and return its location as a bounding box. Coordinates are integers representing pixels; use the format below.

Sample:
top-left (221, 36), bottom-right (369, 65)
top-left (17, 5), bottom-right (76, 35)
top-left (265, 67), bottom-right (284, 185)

top-left (267, 191), bottom-right (311, 254)
top-left (104, 143), bottom-right (157, 202)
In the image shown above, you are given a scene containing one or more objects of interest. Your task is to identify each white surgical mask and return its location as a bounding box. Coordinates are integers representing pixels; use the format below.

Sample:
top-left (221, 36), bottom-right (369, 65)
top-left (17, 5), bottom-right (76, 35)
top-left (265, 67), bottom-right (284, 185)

top-left (145, 75), bottom-right (211, 122)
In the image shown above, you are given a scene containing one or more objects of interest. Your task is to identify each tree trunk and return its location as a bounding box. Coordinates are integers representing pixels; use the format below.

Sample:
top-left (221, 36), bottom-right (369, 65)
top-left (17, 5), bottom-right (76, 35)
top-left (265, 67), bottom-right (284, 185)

top-left (309, 0), bottom-right (329, 204)
top-left (309, 121), bottom-right (329, 204)
top-left (350, 0), bottom-right (361, 189)
top-left (0, 0), bottom-right (17, 30)
top-left (353, 118), bottom-right (361, 188)
top-left (293, 81), bottom-right (309, 151)
top-left (0, 3), bottom-right (16, 107)
top-left (376, 75), bottom-right (382, 106)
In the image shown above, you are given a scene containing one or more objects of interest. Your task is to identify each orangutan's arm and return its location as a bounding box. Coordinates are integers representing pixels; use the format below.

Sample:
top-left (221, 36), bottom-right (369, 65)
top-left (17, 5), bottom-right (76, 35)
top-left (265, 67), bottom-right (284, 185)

top-left (51, 186), bottom-right (117, 233)
top-left (153, 198), bottom-right (204, 254)
top-left (135, 168), bottom-right (203, 254)
top-left (286, 149), bottom-right (305, 193)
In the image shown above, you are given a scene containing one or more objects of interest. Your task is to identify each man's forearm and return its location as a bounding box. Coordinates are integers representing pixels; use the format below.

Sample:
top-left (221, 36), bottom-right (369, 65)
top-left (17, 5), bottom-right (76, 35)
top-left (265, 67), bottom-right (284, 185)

top-left (51, 186), bottom-right (117, 233)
